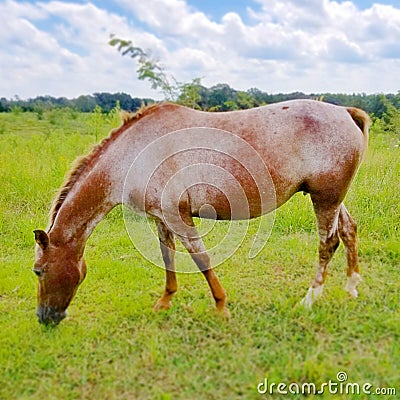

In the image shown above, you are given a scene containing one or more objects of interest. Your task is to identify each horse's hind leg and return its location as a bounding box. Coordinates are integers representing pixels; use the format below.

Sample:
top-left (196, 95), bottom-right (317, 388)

top-left (338, 204), bottom-right (361, 298)
top-left (154, 220), bottom-right (178, 311)
top-left (301, 200), bottom-right (340, 308)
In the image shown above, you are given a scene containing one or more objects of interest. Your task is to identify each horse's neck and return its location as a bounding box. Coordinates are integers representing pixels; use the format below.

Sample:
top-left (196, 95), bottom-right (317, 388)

top-left (49, 164), bottom-right (117, 252)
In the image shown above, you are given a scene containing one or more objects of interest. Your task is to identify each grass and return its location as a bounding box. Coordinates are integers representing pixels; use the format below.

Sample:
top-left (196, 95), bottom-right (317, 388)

top-left (0, 110), bottom-right (399, 399)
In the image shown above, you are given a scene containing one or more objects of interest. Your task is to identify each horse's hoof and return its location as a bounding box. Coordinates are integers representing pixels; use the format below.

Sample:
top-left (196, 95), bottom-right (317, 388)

top-left (299, 285), bottom-right (324, 309)
top-left (153, 299), bottom-right (171, 311)
top-left (216, 306), bottom-right (231, 319)
top-left (299, 297), bottom-right (313, 310)
top-left (345, 273), bottom-right (361, 298)
top-left (345, 287), bottom-right (358, 298)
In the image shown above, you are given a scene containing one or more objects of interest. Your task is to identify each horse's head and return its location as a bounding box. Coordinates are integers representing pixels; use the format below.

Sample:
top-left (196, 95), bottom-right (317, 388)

top-left (33, 230), bottom-right (87, 325)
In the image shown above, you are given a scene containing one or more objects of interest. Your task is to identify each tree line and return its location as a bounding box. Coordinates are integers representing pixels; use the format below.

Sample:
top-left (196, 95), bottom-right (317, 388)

top-left (0, 93), bottom-right (148, 114)
top-left (1, 86), bottom-right (400, 118)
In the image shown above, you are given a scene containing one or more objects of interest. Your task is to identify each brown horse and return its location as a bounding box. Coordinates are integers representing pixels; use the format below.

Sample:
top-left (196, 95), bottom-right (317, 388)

top-left (33, 100), bottom-right (369, 325)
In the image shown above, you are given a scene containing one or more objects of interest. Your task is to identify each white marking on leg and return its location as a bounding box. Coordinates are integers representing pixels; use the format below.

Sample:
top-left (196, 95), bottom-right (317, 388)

top-left (327, 208), bottom-right (340, 240)
top-left (345, 272), bottom-right (361, 298)
top-left (300, 285), bottom-right (324, 309)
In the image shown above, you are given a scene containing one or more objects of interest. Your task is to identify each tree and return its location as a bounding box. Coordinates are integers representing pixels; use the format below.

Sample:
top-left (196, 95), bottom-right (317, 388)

top-left (177, 78), bottom-right (203, 109)
top-left (74, 95), bottom-right (96, 112)
top-left (109, 35), bottom-right (177, 100)
top-left (236, 91), bottom-right (256, 109)
top-left (94, 92), bottom-right (116, 112)
top-left (109, 35), bottom-right (210, 105)
top-left (206, 84), bottom-right (237, 110)
top-left (381, 99), bottom-right (400, 135)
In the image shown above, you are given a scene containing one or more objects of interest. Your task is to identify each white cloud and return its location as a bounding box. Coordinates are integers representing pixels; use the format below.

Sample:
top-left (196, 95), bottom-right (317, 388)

top-left (0, 0), bottom-right (167, 98)
top-left (116, 0), bottom-right (221, 38)
top-left (252, 0), bottom-right (329, 30)
top-left (0, 0), bottom-right (399, 99)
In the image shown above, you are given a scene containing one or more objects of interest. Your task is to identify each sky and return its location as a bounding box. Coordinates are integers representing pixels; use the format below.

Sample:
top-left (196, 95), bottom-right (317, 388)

top-left (1, 0), bottom-right (400, 100)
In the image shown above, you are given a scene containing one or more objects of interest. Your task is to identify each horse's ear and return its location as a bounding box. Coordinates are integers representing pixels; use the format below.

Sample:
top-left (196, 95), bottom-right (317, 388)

top-left (34, 230), bottom-right (49, 250)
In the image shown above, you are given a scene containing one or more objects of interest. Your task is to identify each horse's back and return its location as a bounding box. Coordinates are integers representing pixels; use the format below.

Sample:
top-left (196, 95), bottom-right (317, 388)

top-left (198, 100), bottom-right (366, 205)
top-left (121, 100), bottom-right (367, 219)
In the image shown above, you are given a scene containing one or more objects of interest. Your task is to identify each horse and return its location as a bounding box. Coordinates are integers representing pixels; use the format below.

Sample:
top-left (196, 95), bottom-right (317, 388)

top-left (33, 100), bottom-right (369, 325)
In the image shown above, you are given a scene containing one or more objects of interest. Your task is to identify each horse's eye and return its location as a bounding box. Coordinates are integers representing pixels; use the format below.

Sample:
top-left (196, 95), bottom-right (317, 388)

top-left (33, 268), bottom-right (43, 277)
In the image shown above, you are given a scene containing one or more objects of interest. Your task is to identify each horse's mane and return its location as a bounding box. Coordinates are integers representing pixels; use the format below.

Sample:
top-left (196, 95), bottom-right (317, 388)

top-left (49, 102), bottom-right (163, 228)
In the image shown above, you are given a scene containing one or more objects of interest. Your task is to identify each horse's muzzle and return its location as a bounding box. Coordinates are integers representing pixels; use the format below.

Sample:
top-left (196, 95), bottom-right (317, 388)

top-left (36, 306), bottom-right (67, 326)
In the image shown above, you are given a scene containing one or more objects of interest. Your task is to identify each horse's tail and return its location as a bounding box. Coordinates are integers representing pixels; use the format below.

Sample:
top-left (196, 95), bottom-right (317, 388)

top-left (347, 107), bottom-right (370, 153)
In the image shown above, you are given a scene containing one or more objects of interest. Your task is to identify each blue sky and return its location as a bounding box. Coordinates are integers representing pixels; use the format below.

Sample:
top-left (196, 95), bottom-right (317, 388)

top-left (1, 0), bottom-right (400, 99)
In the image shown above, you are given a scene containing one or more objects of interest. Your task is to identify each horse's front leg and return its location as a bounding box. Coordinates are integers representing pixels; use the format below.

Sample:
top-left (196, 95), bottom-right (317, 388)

top-left (177, 223), bottom-right (230, 318)
top-left (154, 220), bottom-right (177, 311)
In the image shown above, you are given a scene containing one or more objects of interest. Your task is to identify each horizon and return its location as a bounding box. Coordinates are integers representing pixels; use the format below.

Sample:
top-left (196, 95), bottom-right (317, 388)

top-left (3, 87), bottom-right (400, 103)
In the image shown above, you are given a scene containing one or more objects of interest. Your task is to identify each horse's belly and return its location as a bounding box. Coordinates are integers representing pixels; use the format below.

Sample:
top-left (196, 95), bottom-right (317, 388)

top-left (189, 181), bottom-right (276, 220)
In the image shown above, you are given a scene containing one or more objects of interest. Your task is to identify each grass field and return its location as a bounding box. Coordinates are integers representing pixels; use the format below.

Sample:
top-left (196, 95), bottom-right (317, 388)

top-left (0, 109), bottom-right (399, 399)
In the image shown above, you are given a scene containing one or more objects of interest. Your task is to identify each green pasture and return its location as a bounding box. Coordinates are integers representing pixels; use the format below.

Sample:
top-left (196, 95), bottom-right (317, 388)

top-left (0, 110), bottom-right (399, 399)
